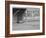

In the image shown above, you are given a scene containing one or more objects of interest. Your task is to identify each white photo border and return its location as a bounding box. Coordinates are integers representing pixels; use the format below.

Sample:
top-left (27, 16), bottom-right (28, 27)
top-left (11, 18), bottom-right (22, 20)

top-left (10, 4), bottom-right (43, 34)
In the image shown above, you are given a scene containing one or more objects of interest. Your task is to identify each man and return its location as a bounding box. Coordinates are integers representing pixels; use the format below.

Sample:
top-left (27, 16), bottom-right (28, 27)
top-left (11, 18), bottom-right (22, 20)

top-left (13, 8), bottom-right (26, 23)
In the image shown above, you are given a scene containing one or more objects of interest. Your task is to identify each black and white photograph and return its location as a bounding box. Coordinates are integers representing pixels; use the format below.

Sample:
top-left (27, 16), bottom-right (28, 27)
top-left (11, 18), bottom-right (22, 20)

top-left (12, 8), bottom-right (40, 31)
top-left (10, 4), bottom-right (43, 34)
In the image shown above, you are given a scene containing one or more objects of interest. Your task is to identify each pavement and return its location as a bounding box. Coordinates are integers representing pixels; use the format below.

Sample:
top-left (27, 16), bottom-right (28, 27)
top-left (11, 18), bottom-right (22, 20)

top-left (12, 16), bottom-right (40, 31)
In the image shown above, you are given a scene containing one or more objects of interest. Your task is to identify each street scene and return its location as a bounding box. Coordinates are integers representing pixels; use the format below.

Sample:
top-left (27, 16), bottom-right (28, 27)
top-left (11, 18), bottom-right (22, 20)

top-left (12, 8), bottom-right (40, 31)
